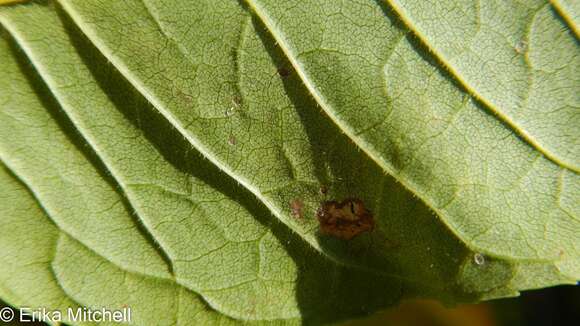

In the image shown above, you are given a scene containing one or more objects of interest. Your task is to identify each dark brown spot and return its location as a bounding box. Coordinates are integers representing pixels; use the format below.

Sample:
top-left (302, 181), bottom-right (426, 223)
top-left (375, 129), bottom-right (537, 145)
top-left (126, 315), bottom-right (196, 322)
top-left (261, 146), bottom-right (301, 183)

top-left (316, 198), bottom-right (374, 240)
top-left (290, 199), bottom-right (304, 219)
top-left (277, 67), bottom-right (290, 78)
top-left (319, 185), bottom-right (328, 196)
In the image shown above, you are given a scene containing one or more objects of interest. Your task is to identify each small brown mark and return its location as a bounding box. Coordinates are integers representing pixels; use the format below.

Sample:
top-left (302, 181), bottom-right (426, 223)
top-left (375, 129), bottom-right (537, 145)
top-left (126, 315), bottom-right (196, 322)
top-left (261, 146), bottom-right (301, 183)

top-left (232, 95), bottom-right (242, 107)
top-left (176, 89), bottom-right (194, 105)
top-left (290, 199), bottom-right (304, 219)
top-left (319, 185), bottom-right (328, 196)
top-left (278, 66), bottom-right (290, 78)
top-left (228, 135), bottom-right (237, 146)
top-left (316, 198), bottom-right (374, 240)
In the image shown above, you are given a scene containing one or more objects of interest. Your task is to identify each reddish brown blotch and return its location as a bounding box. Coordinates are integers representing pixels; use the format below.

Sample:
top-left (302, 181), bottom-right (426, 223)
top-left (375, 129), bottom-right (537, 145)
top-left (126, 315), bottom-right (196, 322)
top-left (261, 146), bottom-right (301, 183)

top-left (290, 199), bottom-right (304, 219)
top-left (277, 66), bottom-right (290, 78)
top-left (316, 198), bottom-right (374, 240)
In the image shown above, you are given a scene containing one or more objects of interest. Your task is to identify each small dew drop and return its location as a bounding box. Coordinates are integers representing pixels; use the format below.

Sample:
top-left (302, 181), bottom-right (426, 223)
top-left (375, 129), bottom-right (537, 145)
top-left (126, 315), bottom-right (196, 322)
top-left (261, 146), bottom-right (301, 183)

top-left (225, 106), bottom-right (236, 117)
top-left (474, 253), bottom-right (486, 265)
top-left (515, 40), bottom-right (527, 54)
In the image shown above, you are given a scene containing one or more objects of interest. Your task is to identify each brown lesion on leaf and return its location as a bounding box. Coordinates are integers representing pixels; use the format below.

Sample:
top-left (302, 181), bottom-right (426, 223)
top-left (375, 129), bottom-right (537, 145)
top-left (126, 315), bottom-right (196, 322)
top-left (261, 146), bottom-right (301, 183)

top-left (316, 198), bottom-right (374, 240)
top-left (175, 89), bottom-right (194, 105)
top-left (231, 95), bottom-right (242, 107)
top-left (290, 199), bottom-right (304, 219)
top-left (277, 66), bottom-right (290, 78)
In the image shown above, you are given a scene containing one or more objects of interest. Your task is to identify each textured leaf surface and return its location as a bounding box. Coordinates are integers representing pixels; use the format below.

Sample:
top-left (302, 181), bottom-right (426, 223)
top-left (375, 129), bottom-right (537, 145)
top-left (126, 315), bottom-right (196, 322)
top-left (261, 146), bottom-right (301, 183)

top-left (246, 0), bottom-right (579, 262)
top-left (551, 0), bottom-right (580, 37)
top-left (0, 0), bottom-right (578, 324)
top-left (387, 0), bottom-right (579, 170)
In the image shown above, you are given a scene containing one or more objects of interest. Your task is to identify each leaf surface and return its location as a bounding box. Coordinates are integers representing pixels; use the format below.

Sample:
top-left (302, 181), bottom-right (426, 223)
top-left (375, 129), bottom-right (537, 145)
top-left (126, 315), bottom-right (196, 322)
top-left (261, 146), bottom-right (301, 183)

top-left (0, 0), bottom-right (578, 324)
top-left (386, 0), bottom-right (579, 170)
top-left (245, 0), bottom-right (580, 262)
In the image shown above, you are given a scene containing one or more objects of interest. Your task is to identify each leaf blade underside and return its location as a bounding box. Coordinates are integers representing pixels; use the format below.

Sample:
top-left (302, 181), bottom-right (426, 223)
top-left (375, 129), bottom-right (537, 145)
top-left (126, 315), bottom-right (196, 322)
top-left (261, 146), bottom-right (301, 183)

top-left (0, 0), bottom-right (578, 324)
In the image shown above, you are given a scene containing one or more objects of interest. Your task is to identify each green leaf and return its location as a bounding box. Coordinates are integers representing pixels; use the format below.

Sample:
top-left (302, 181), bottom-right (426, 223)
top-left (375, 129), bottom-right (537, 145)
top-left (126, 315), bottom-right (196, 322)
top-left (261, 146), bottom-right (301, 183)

top-left (0, 0), bottom-right (577, 324)
top-left (550, 0), bottom-right (580, 38)
top-left (386, 0), bottom-right (579, 170)
top-left (0, 5), bottom-right (400, 323)
top-left (245, 0), bottom-right (580, 262)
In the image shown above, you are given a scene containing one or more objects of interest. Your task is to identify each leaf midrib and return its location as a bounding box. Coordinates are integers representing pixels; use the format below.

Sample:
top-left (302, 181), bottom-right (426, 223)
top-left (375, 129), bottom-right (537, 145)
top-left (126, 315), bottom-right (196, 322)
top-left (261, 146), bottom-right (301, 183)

top-left (242, 0), bottom-right (578, 262)
top-left (3, 2), bottom-right (452, 306)
top-left (55, 0), bottom-right (413, 278)
top-left (2, 155), bottom-right (278, 324)
top-left (1, 1), bottom-right (575, 314)
top-left (384, 0), bottom-right (578, 173)
top-left (549, 0), bottom-right (580, 38)
top-left (62, 0), bottom-right (573, 265)
top-left (0, 14), bottom-right (177, 279)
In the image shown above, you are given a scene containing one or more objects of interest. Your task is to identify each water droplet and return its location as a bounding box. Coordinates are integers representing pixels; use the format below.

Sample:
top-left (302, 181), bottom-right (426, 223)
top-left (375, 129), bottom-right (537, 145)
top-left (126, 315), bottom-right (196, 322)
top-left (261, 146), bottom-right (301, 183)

top-left (225, 106), bottom-right (235, 117)
top-left (473, 253), bottom-right (485, 265)
top-left (515, 40), bottom-right (527, 54)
